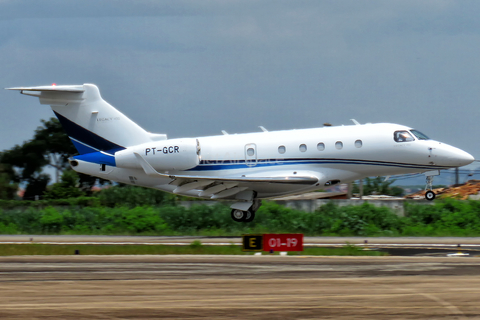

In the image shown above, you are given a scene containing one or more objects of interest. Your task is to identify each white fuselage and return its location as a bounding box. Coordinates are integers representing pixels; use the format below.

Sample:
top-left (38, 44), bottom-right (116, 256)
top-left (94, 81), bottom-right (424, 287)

top-left (75, 122), bottom-right (473, 199)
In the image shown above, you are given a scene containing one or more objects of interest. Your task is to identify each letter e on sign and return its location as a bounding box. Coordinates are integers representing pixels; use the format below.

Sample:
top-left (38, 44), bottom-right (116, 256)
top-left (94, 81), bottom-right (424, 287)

top-left (242, 235), bottom-right (263, 252)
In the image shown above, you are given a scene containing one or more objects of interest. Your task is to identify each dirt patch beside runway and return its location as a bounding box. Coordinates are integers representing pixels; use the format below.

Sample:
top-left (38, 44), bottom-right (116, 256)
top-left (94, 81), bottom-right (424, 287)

top-left (0, 255), bottom-right (479, 319)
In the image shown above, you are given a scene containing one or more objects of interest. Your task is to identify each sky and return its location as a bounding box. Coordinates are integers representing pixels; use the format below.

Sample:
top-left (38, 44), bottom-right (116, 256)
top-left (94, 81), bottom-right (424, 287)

top-left (1, 0), bottom-right (479, 179)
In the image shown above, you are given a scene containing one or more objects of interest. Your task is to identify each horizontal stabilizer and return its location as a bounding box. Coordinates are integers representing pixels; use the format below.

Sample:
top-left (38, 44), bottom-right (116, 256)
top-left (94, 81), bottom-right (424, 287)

top-left (6, 85), bottom-right (84, 93)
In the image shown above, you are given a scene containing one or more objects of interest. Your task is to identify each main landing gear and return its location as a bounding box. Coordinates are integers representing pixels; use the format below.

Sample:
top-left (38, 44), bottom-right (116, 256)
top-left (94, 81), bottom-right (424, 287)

top-left (424, 170), bottom-right (440, 201)
top-left (231, 209), bottom-right (255, 222)
top-left (230, 199), bottom-right (261, 222)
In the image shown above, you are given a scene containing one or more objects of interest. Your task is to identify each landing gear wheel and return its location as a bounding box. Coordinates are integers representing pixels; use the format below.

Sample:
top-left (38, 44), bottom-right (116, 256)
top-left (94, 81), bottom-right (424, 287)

top-left (244, 210), bottom-right (255, 223)
top-left (231, 209), bottom-right (245, 222)
top-left (425, 190), bottom-right (436, 201)
top-left (230, 209), bottom-right (256, 222)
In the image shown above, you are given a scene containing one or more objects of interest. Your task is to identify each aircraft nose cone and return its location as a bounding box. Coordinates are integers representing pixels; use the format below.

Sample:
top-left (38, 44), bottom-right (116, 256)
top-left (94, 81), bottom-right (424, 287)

top-left (455, 150), bottom-right (475, 167)
top-left (433, 143), bottom-right (475, 167)
top-left (443, 147), bottom-right (474, 167)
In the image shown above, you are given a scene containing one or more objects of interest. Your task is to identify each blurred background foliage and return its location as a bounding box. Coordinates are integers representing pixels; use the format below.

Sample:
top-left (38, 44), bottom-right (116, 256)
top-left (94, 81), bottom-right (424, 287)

top-left (0, 197), bottom-right (479, 237)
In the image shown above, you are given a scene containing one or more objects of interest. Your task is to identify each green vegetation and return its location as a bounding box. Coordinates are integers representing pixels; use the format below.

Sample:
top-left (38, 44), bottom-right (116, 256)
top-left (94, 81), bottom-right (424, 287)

top-left (0, 198), bottom-right (480, 237)
top-left (0, 243), bottom-right (244, 256)
top-left (0, 185), bottom-right (177, 209)
top-left (0, 243), bottom-right (385, 256)
top-left (0, 118), bottom-right (107, 200)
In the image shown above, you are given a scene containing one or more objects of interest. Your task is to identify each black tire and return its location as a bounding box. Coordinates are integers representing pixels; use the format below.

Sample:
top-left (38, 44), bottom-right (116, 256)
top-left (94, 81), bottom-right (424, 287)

top-left (243, 210), bottom-right (255, 223)
top-left (231, 209), bottom-right (245, 222)
top-left (425, 190), bottom-right (436, 201)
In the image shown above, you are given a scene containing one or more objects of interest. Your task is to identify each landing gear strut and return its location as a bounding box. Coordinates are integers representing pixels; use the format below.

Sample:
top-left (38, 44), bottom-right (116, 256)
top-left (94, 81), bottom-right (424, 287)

top-left (424, 170), bottom-right (440, 201)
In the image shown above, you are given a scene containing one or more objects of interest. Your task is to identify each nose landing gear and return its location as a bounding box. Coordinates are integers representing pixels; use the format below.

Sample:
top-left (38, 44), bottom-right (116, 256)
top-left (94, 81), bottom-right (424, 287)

top-left (425, 189), bottom-right (436, 201)
top-left (424, 170), bottom-right (440, 201)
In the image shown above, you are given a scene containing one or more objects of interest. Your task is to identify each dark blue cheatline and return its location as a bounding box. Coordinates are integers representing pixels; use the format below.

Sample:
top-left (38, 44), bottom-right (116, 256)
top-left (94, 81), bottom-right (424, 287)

top-left (186, 158), bottom-right (449, 171)
top-left (73, 151), bottom-right (117, 167)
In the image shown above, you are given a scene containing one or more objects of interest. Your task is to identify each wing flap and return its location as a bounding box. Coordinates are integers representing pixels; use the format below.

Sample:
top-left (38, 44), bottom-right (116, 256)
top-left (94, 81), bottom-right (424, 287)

top-left (133, 152), bottom-right (319, 185)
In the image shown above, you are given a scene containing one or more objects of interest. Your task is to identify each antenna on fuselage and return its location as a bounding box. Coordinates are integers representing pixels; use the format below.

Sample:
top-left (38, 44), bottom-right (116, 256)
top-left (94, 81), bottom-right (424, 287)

top-left (351, 119), bottom-right (361, 125)
top-left (221, 130), bottom-right (229, 135)
top-left (259, 126), bottom-right (268, 132)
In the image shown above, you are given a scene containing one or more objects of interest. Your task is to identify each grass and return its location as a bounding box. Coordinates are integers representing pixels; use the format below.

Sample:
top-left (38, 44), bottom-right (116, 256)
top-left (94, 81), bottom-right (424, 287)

top-left (0, 243), bottom-right (387, 256)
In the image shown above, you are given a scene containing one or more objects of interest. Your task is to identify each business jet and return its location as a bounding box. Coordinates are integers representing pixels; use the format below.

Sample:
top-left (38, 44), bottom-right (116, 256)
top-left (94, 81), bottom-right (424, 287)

top-left (7, 84), bottom-right (474, 222)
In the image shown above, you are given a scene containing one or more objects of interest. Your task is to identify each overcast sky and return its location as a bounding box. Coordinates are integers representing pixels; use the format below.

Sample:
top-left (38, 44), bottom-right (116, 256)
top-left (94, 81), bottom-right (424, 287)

top-left (1, 0), bottom-right (479, 166)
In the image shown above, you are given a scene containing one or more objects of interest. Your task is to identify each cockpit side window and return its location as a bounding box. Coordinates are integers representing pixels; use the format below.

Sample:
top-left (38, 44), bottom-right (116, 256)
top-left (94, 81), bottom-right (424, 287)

top-left (394, 130), bottom-right (414, 142)
top-left (410, 129), bottom-right (429, 140)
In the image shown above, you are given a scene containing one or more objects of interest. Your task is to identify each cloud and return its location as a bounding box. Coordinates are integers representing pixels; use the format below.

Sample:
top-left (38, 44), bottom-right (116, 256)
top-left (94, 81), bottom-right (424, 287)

top-left (0, 0), bottom-right (479, 161)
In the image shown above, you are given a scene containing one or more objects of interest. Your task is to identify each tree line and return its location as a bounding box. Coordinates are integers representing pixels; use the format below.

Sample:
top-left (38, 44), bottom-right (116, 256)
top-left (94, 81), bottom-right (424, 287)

top-left (0, 118), bottom-right (104, 200)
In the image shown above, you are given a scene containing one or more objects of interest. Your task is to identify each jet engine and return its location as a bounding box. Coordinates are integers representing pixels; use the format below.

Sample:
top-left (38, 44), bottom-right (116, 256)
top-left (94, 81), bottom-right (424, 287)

top-left (115, 138), bottom-right (200, 171)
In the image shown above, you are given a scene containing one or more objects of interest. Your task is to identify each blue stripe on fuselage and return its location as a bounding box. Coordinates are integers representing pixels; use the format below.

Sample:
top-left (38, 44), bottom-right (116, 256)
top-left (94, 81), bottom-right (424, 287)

top-left (72, 154), bottom-right (446, 171)
top-left (186, 158), bottom-right (448, 171)
top-left (74, 151), bottom-right (117, 166)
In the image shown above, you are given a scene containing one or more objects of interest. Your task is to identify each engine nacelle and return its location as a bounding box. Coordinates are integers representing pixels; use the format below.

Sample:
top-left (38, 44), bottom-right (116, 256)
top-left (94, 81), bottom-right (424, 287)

top-left (115, 138), bottom-right (200, 171)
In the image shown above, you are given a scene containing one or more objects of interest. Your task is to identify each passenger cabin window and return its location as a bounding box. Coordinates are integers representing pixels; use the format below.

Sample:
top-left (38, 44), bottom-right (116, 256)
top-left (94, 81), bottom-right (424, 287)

top-left (317, 142), bottom-right (325, 151)
top-left (247, 148), bottom-right (255, 156)
top-left (335, 141), bottom-right (343, 150)
top-left (299, 144), bottom-right (307, 152)
top-left (411, 129), bottom-right (429, 140)
top-left (278, 145), bottom-right (286, 154)
top-left (355, 140), bottom-right (362, 148)
top-left (394, 131), bottom-right (414, 142)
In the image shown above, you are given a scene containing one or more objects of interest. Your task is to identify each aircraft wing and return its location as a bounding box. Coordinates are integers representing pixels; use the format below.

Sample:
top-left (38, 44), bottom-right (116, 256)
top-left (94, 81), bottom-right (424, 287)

top-left (134, 152), bottom-right (318, 184)
top-left (133, 152), bottom-right (319, 196)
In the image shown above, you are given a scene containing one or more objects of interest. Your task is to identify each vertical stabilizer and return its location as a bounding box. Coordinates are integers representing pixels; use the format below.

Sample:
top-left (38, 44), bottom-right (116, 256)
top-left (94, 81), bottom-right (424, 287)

top-left (7, 84), bottom-right (151, 155)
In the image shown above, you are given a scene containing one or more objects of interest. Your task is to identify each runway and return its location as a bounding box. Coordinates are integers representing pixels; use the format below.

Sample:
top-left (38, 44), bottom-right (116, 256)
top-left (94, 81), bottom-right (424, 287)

top-left (1, 255), bottom-right (480, 319)
top-left (3, 234), bottom-right (480, 246)
top-left (2, 235), bottom-right (480, 256)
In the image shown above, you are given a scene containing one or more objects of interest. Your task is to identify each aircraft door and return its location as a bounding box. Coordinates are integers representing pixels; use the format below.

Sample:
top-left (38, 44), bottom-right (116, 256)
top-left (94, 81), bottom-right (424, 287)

top-left (245, 143), bottom-right (257, 167)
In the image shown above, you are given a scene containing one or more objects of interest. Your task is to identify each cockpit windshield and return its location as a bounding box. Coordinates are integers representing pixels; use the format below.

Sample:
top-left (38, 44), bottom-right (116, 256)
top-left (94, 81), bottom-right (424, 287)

top-left (410, 129), bottom-right (429, 140)
top-left (394, 130), bottom-right (414, 142)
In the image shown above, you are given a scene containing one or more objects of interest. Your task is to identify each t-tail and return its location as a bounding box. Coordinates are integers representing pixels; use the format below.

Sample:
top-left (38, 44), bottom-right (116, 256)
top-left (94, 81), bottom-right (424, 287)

top-left (6, 84), bottom-right (166, 165)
